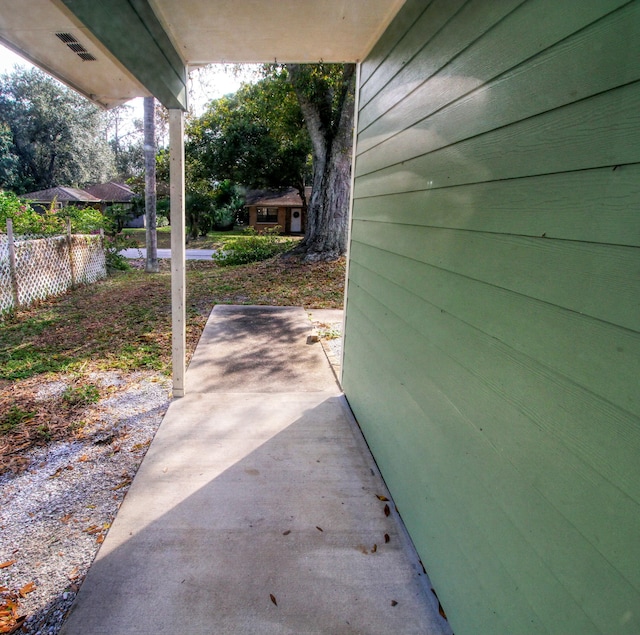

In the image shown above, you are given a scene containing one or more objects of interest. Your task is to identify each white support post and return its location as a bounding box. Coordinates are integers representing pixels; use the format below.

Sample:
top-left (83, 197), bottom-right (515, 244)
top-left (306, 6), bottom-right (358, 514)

top-left (169, 108), bottom-right (186, 397)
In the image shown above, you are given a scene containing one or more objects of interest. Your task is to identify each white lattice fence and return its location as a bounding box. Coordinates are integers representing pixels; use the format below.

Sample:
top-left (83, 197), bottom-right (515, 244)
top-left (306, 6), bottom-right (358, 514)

top-left (70, 234), bottom-right (107, 285)
top-left (0, 220), bottom-right (106, 314)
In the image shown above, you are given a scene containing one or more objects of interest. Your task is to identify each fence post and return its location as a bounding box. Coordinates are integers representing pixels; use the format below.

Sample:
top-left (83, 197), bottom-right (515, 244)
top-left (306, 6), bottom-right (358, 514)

top-left (6, 218), bottom-right (19, 309)
top-left (66, 217), bottom-right (76, 288)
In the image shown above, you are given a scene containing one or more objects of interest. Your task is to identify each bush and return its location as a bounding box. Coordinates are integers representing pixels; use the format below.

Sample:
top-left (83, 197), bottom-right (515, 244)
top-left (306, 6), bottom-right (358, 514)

top-left (212, 226), bottom-right (294, 266)
top-left (62, 205), bottom-right (106, 234)
top-left (0, 192), bottom-right (108, 236)
top-left (0, 190), bottom-right (63, 235)
top-left (103, 232), bottom-right (138, 271)
top-left (213, 203), bottom-right (236, 230)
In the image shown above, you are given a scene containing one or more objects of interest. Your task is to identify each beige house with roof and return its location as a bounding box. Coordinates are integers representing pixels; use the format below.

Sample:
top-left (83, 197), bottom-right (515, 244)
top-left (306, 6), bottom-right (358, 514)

top-left (245, 187), bottom-right (310, 234)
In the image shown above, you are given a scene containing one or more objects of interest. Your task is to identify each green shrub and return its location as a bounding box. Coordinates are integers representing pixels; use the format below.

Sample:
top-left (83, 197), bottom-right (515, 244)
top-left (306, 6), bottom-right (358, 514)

top-left (0, 192), bottom-right (108, 236)
top-left (0, 405), bottom-right (35, 435)
top-left (104, 232), bottom-right (139, 272)
top-left (62, 205), bottom-right (107, 234)
top-left (212, 226), bottom-right (294, 266)
top-left (0, 190), bottom-right (63, 235)
top-left (62, 384), bottom-right (100, 407)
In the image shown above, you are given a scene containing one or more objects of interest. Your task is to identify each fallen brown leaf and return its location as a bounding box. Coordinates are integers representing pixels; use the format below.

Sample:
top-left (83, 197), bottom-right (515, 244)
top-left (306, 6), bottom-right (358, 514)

top-left (376, 495), bottom-right (389, 501)
top-left (384, 533), bottom-right (390, 543)
top-left (316, 526), bottom-right (323, 532)
top-left (112, 478), bottom-right (132, 490)
top-left (391, 600), bottom-right (398, 607)
top-left (282, 530), bottom-right (291, 536)
top-left (270, 594), bottom-right (277, 606)
top-left (0, 562), bottom-right (15, 570)
top-left (18, 582), bottom-right (35, 598)
top-left (384, 504), bottom-right (390, 517)
top-left (371, 544), bottom-right (377, 553)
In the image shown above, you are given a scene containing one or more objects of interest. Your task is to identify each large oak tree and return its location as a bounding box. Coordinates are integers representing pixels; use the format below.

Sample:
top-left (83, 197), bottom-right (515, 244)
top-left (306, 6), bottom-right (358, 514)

top-left (188, 63), bottom-right (356, 261)
top-left (0, 68), bottom-right (115, 193)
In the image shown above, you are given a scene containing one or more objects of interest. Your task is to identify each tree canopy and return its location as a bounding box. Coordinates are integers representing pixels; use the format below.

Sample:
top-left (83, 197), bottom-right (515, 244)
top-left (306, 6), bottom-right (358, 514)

top-left (187, 68), bottom-right (312, 197)
top-left (187, 63), bottom-right (355, 260)
top-left (0, 68), bottom-right (116, 193)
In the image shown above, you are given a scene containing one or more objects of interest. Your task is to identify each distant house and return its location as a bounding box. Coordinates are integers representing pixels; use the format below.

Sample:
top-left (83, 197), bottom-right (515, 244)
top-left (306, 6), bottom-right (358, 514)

top-left (244, 187), bottom-right (310, 234)
top-left (21, 186), bottom-right (102, 213)
top-left (84, 182), bottom-right (142, 228)
top-left (23, 182), bottom-right (143, 227)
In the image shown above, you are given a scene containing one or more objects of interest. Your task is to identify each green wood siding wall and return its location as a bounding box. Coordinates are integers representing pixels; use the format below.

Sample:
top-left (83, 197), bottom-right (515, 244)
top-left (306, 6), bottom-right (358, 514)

top-left (343, 1), bottom-right (640, 633)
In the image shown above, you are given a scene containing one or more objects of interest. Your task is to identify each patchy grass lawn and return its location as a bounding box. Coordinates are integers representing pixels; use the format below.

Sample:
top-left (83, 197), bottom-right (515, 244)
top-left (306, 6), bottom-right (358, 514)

top-left (0, 256), bottom-right (345, 471)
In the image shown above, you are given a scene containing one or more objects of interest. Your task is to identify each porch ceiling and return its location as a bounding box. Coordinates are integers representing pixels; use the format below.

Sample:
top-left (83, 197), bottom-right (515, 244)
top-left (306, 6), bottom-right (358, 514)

top-left (0, 0), bottom-right (405, 110)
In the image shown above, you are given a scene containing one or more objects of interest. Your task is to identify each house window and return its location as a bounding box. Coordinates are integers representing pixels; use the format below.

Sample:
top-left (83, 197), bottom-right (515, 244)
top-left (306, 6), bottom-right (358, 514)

top-left (257, 207), bottom-right (278, 223)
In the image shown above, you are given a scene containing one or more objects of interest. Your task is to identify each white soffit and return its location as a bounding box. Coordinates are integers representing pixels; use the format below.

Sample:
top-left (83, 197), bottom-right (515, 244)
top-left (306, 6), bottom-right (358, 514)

top-left (0, 0), bottom-right (405, 108)
top-left (0, 0), bottom-right (150, 108)
top-left (149, 0), bottom-right (406, 65)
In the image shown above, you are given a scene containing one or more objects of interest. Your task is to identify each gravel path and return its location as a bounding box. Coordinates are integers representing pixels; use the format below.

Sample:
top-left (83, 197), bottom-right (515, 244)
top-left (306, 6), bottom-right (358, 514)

top-left (0, 371), bottom-right (171, 635)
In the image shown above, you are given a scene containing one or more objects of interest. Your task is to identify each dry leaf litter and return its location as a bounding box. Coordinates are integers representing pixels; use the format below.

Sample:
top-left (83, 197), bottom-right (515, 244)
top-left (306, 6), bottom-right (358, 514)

top-left (0, 370), bottom-right (170, 635)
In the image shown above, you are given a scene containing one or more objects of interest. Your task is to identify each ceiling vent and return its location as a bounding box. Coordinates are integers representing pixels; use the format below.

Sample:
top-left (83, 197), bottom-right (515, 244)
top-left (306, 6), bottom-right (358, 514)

top-left (55, 33), bottom-right (97, 61)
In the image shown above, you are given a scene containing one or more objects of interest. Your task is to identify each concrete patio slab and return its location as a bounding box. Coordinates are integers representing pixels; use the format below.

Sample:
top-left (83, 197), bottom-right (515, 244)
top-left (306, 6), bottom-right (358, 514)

top-left (60, 306), bottom-right (451, 635)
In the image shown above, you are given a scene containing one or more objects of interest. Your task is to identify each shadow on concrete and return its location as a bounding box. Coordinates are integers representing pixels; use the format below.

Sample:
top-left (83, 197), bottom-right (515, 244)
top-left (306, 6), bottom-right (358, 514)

top-left (60, 394), bottom-right (450, 635)
top-left (186, 306), bottom-right (338, 394)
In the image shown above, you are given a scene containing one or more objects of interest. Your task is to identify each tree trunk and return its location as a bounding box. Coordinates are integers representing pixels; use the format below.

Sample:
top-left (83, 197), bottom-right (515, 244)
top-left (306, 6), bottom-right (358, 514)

top-left (287, 64), bottom-right (356, 261)
top-left (144, 96), bottom-right (159, 273)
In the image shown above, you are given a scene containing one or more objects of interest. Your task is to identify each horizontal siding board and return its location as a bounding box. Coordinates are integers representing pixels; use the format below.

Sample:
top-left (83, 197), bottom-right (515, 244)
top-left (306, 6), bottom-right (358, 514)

top-left (344, 293), bottom-right (640, 633)
top-left (347, 1), bottom-right (640, 632)
top-left (359, 0), bottom-right (467, 110)
top-left (343, 324), bottom-right (557, 634)
top-left (351, 165), bottom-right (640, 247)
top-left (354, 81), bottom-right (640, 194)
top-left (351, 220), bottom-right (640, 331)
top-left (348, 257), bottom-right (640, 514)
top-left (342, 309), bottom-right (597, 635)
top-left (358, 0), bottom-right (629, 143)
top-left (359, 0), bottom-right (432, 87)
top-left (359, 0), bottom-right (525, 131)
top-left (357, 2), bottom-right (640, 174)
top-left (349, 240), bottom-right (640, 417)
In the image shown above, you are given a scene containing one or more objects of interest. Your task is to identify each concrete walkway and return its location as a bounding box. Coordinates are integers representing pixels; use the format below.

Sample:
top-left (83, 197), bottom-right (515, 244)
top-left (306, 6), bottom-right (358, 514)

top-left (61, 306), bottom-right (451, 635)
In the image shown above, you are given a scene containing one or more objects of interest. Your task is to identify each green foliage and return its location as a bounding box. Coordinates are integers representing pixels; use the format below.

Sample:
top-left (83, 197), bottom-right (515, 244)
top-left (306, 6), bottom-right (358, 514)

top-left (62, 384), bottom-right (100, 407)
top-left (186, 71), bottom-right (311, 195)
top-left (103, 203), bottom-right (137, 235)
top-left (213, 204), bottom-right (236, 229)
top-left (0, 67), bottom-right (115, 192)
top-left (212, 180), bottom-right (244, 229)
top-left (61, 205), bottom-right (106, 234)
top-left (0, 190), bottom-right (63, 235)
top-left (0, 405), bottom-right (35, 435)
top-left (103, 233), bottom-right (138, 271)
top-left (212, 227), bottom-right (294, 266)
top-left (0, 123), bottom-right (18, 189)
top-left (0, 192), bottom-right (107, 236)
